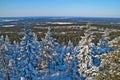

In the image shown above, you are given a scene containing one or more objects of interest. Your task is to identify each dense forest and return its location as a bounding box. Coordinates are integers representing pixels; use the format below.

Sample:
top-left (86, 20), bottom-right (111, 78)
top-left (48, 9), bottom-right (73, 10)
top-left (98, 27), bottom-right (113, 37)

top-left (0, 24), bottom-right (120, 80)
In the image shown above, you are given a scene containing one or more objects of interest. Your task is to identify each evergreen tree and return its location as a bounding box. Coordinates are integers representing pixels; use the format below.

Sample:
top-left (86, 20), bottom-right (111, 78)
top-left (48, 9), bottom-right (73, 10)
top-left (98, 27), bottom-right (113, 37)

top-left (64, 40), bottom-right (80, 80)
top-left (91, 29), bottom-right (114, 67)
top-left (0, 35), bottom-right (11, 80)
top-left (95, 37), bottom-right (120, 80)
top-left (17, 25), bottom-right (39, 80)
top-left (40, 27), bottom-right (58, 73)
top-left (55, 42), bottom-right (67, 71)
top-left (97, 29), bottom-right (114, 54)
top-left (64, 40), bottom-right (74, 72)
top-left (9, 41), bottom-right (20, 78)
top-left (77, 24), bottom-right (95, 79)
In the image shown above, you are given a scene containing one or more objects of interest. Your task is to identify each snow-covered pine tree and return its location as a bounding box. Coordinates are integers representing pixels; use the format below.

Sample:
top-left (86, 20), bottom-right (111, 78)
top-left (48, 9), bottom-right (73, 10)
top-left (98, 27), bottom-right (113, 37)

top-left (74, 41), bottom-right (81, 55)
top-left (4, 35), bottom-right (11, 55)
top-left (55, 42), bottom-right (67, 71)
top-left (0, 35), bottom-right (11, 80)
top-left (95, 36), bottom-right (120, 80)
top-left (17, 25), bottom-right (39, 80)
top-left (64, 40), bottom-right (74, 72)
top-left (8, 40), bottom-right (20, 78)
top-left (64, 40), bottom-right (80, 80)
top-left (5, 35), bottom-right (10, 44)
top-left (77, 23), bottom-right (95, 79)
top-left (97, 29), bottom-right (114, 54)
top-left (4, 35), bottom-right (17, 62)
top-left (85, 29), bottom-right (115, 80)
top-left (91, 29), bottom-right (114, 69)
top-left (40, 27), bottom-right (58, 73)
top-left (12, 40), bottom-right (20, 61)
top-left (64, 40), bottom-right (74, 68)
top-left (32, 32), bottom-right (42, 72)
top-left (91, 29), bottom-right (115, 68)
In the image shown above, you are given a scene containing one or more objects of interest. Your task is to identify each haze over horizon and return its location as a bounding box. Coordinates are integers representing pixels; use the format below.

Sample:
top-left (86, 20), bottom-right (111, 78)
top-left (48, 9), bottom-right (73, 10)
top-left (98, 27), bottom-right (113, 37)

top-left (0, 0), bottom-right (120, 18)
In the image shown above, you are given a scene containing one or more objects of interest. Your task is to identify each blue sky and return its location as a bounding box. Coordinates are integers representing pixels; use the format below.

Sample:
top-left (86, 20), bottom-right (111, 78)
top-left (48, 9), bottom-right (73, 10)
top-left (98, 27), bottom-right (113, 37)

top-left (0, 0), bottom-right (120, 17)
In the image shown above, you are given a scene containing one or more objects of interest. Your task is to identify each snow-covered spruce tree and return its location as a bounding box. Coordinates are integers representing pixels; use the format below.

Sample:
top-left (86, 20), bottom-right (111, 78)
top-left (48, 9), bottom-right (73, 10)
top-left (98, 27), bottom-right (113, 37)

top-left (55, 42), bottom-right (67, 71)
top-left (5, 36), bottom-right (20, 79)
top-left (0, 35), bottom-right (11, 80)
top-left (17, 25), bottom-right (40, 80)
top-left (39, 27), bottom-right (58, 73)
top-left (74, 41), bottom-right (81, 55)
top-left (95, 37), bottom-right (120, 80)
top-left (77, 24), bottom-right (100, 80)
top-left (32, 32), bottom-right (42, 72)
top-left (11, 40), bottom-right (20, 62)
top-left (91, 29), bottom-right (114, 69)
top-left (4, 35), bottom-right (18, 62)
top-left (64, 40), bottom-right (80, 80)
top-left (4, 35), bottom-right (12, 55)
top-left (64, 40), bottom-right (74, 73)
top-left (64, 40), bottom-right (74, 65)
top-left (9, 40), bottom-right (20, 78)
top-left (97, 29), bottom-right (114, 55)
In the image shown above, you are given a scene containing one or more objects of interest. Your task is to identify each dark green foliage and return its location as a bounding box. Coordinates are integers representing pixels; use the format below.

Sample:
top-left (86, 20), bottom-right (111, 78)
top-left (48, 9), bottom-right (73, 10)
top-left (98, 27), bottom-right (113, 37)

top-left (0, 24), bottom-right (120, 45)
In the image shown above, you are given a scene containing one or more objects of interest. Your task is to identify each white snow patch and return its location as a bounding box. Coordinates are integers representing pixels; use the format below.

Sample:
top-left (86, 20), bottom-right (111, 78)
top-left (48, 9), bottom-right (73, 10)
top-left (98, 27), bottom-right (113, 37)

top-left (2, 25), bottom-right (15, 27)
top-left (51, 72), bottom-right (59, 77)
top-left (2, 19), bottom-right (18, 22)
top-left (47, 22), bottom-right (73, 24)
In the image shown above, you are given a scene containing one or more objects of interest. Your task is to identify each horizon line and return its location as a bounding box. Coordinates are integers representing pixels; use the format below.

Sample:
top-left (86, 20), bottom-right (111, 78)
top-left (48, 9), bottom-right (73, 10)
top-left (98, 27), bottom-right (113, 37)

top-left (0, 16), bottom-right (120, 19)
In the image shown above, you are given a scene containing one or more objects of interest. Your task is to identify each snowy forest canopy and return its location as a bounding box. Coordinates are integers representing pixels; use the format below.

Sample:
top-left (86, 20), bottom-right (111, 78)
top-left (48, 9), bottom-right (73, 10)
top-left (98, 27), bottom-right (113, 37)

top-left (0, 25), bottom-right (115, 80)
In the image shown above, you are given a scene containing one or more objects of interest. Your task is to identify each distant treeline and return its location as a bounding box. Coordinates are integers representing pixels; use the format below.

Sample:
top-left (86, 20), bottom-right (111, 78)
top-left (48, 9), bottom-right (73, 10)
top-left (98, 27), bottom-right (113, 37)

top-left (0, 24), bottom-right (120, 45)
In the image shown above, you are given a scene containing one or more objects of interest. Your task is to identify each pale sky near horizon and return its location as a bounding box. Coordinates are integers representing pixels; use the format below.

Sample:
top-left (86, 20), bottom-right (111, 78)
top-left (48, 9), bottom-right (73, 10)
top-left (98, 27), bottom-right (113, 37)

top-left (0, 0), bottom-right (120, 18)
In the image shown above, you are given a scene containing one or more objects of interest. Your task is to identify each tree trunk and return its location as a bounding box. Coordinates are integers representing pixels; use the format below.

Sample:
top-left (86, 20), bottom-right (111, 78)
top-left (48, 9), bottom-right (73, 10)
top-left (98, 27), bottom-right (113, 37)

top-left (5, 73), bottom-right (10, 80)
